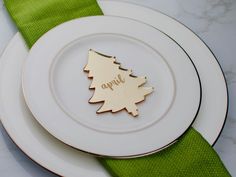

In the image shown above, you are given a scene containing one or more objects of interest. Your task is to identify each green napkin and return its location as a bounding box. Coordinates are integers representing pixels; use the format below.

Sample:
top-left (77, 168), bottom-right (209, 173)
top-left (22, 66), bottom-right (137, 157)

top-left (4, 0), bottom-right (103, 47)
top-left (100, 128), bottom-right (230, 177)
top-left (4, 0), bottom-right (230, 176)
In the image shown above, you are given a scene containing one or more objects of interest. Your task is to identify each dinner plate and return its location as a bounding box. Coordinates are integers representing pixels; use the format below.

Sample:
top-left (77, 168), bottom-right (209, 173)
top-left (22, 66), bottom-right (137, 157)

top-left (22, 16), bottom-right (201, 157)
top-left (0, 0), bottom-right (228, 176)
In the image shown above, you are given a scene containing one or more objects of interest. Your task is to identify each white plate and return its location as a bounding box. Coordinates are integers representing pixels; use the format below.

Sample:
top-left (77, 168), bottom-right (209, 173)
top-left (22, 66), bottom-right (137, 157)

top-left (22, 16), bottom-right (201, 157)
top-left (0, 0), bottom-right (227, 176)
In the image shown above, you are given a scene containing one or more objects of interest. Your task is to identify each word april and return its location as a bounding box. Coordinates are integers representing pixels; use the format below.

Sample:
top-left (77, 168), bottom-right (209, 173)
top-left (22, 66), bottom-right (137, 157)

top-left (101, 74), bottom-right (125, 91)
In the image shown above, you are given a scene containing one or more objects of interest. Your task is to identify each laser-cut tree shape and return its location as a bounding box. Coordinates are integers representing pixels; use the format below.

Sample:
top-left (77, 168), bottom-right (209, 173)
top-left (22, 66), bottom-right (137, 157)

top-left (84, 49), bottom-right (153, 117)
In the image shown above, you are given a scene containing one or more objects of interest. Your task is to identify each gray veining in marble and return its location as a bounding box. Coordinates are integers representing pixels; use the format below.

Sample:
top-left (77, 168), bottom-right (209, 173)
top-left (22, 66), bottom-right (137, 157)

top-left (0, 0), bottom-right (236, 176)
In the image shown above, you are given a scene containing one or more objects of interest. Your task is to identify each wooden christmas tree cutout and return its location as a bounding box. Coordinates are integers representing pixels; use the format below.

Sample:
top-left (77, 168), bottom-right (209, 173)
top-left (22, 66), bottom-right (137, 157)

top-left (84, 49), bottom-right (154, 117)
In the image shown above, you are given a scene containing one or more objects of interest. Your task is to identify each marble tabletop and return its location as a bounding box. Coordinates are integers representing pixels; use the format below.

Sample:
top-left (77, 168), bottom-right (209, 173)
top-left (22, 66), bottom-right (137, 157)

top-left (0, 0), bottom-right (236, 176)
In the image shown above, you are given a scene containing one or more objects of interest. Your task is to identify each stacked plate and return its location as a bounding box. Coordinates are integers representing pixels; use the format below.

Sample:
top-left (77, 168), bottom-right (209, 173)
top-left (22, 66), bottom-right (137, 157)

top-left (0, 1), bottom-right (228, 176)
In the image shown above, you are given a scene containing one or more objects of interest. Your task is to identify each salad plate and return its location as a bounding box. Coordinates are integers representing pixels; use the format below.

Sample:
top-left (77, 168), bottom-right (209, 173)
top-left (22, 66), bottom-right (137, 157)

top-left (22, 16), bottom-right (201, 157)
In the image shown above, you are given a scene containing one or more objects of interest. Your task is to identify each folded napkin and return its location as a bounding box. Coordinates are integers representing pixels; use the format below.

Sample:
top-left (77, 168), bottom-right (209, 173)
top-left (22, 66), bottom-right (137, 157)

top-left (4, 0), bottom-right (230, 176)
top-left (4, 0), bottom-right (103, 47)
top-left (100, 128), bottom-right (229, 177)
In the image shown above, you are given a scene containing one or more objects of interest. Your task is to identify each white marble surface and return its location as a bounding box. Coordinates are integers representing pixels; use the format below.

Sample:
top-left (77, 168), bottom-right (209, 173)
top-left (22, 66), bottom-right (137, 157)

top-left (0, 0), bottom-right (236, 176)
